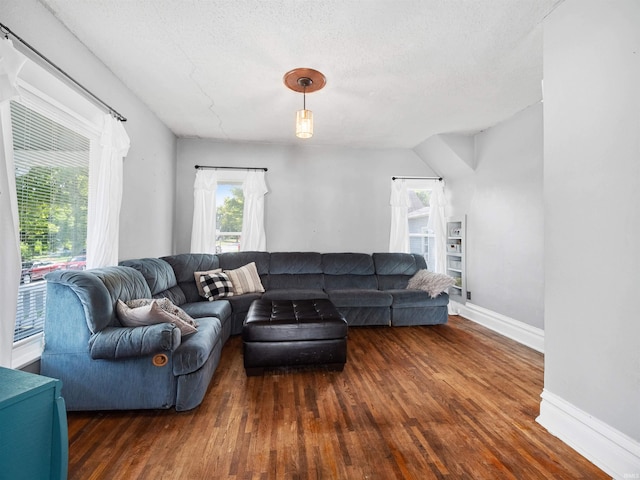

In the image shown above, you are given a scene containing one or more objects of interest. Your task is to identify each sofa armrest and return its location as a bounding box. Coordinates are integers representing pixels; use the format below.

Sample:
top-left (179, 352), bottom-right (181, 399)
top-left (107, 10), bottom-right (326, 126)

top-left (89, 323), bottom-right (182, 360)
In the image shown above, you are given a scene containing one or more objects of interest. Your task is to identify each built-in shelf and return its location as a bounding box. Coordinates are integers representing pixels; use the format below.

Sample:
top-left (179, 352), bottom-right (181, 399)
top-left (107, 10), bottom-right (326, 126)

top-left (446, 216), bottom-right (466, 302)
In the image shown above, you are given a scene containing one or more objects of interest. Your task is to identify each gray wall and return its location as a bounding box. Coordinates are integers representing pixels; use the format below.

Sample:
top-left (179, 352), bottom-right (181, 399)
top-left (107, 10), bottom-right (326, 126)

top-left (3, 0), bottom-right (177, 261)
top-left (469, 104), bottom-right (544, 329)
top-left (175, 140), bottom-right (438, 254)
top-left (543, 0), bottom-right (640, 441)
top-left (414, 103), bottom-right (545, 329)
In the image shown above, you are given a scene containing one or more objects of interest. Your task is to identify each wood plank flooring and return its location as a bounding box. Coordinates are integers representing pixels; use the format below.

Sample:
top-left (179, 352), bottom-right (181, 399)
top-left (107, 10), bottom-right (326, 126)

top-left (66, 316), bottom-right (608, 479)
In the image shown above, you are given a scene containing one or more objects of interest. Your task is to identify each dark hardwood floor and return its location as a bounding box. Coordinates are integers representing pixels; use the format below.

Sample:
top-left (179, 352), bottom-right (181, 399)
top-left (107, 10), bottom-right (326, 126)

top-left (66, 316), bottom-right (608, 479)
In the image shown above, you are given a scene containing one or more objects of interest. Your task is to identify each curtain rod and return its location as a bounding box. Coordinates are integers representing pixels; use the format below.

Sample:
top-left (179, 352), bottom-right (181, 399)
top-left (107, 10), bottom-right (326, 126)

top-left (0, 22), bottom-right (127, 122)
top-left (392, 176), bottom-right (442, 181)
top-left (195, 165), bottom-right (268, 172)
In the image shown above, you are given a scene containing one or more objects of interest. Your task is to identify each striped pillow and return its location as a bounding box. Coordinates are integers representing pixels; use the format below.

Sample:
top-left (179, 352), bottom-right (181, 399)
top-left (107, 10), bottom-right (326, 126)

top-left (224, 262), bottom-right (265, 295)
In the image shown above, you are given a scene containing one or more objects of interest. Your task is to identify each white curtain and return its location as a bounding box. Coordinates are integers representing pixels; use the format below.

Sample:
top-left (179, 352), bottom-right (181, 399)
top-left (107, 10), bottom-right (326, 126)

top-left (389, 178), bottom-right (410, 253)
top-left (0, 38), bottom-right (26, 367)
top-left (427, 180), bottom-right (447, 273)
top-left (191, 169), bottom-right (218, 253)
top-left (240, 170), bottom-right (268, 251)
top-left (86, 114), bottom-right (130, 269)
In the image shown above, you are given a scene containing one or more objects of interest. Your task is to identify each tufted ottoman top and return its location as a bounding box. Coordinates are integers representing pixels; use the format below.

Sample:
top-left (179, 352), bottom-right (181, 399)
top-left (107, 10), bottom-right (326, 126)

top-left (242, 299), bottom-right (348, 342)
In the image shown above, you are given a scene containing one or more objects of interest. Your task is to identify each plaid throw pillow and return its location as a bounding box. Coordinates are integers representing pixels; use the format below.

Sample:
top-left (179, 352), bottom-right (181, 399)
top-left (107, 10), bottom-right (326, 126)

top-left (199, 272), bottom-right (234, 301)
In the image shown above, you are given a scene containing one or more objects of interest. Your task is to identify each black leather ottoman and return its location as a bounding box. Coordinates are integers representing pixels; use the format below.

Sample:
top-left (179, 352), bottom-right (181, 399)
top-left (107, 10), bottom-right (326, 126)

top-left (242, 299), bottom-right (348, 376)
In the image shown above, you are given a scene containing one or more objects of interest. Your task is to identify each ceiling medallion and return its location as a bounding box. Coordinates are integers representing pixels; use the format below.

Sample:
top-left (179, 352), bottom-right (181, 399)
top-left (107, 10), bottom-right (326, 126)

top-left (283, 68), bottom-right (326, 139)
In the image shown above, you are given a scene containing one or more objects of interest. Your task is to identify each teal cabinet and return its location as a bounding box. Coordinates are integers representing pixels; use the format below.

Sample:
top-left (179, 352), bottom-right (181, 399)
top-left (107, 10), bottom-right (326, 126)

top-left (0, 367), bottom-right (68, 480)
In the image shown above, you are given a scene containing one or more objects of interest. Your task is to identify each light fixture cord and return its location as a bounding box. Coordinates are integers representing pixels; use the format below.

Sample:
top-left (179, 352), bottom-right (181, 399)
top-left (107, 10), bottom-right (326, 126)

top-left (303, 85), bottom-right (306, 110)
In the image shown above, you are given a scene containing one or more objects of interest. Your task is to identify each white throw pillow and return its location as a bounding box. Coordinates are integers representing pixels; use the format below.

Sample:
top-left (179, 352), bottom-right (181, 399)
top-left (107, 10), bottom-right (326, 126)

top-left (406, 269), bottom-right (456, 298)
top-left (117, 299), bottom-right (197, 336)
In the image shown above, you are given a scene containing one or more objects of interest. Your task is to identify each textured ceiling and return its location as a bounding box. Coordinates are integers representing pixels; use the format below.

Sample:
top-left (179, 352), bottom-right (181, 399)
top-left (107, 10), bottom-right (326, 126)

top-left (39, 0), bottom-right (561, 148)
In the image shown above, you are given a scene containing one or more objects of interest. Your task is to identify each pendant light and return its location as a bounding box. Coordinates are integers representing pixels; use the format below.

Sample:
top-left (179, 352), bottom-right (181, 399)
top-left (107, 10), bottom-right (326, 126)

top-left (283, 68), bottom-right (326, 139)
top-left (296, 78), bottom-right (313, 138)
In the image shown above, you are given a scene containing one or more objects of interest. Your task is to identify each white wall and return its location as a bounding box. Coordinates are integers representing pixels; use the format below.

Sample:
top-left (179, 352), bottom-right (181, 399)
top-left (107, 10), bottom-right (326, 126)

top-left (2, 0), bottom-right (177, 260)
top-left (542, 0), bottom-right (640, 447)
top-left (469, 104), bottom-right (544, 329)
top-left (175, 140), bottom-right (438, 253)
top-left (414, 103), bottom-right (545, 330)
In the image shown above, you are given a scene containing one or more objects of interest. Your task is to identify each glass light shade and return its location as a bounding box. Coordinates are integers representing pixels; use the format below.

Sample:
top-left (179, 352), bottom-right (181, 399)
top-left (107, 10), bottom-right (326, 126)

top-left (296, 109), bottom-right (313, 139)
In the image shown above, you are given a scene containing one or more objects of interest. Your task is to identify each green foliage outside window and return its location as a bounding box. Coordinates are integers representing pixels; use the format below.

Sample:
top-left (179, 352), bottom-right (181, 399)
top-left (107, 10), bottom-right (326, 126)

top-left (217, 186), bottom-right (244, 242)
top-left (11, 100), bottom-right (89, 263)
top-left (16, 166), bottom-right (88, 261)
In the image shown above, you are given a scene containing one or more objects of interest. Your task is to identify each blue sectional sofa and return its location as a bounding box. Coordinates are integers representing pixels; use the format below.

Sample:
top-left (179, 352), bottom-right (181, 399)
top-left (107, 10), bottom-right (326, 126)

top-left (41, 252), bottom-right (448, 411)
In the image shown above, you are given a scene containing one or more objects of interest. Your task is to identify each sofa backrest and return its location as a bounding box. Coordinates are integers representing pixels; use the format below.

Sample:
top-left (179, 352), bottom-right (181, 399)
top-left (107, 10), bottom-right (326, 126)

top-left (217, 251), bottom-right (270, 290)
top-left (161, 253), bottom-right (220, 304)
top-left (373, 253), bottom-right (426, 290)
top-left (269, 252), bottom-right (323, 290)
top-left (113, 252), bottom-right (427, 302)
top-left (120, 258), bottom-right (185, 305)
top-left (322, 253), bottom-right (377, 290)
top-left (46, 266), bottom-right (151, 335)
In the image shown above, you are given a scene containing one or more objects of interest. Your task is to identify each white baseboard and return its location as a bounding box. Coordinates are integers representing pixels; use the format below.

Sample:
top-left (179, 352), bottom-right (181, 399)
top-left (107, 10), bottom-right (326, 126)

top-left (537, 389), bottom-right (640, 479)
top-left (450, 301), bottom-right (545, 353)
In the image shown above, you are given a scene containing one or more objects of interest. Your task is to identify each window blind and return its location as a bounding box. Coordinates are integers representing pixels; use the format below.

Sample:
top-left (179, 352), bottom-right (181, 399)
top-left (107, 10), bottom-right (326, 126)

top-left (11, 100), bottom-right (90, 342)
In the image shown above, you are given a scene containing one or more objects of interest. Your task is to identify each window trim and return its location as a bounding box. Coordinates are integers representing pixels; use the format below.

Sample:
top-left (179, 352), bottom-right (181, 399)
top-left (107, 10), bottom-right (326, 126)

top-left (11, 79), bottom-right (101, 366)
top-left (11, 332), bottom-right (44, 369)
top-left (17, 80), bottom-right (102, 139)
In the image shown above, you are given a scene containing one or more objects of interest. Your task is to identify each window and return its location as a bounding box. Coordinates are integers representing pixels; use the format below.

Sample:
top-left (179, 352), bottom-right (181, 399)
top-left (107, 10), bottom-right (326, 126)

top-left (191, 168), bottom-right (267, 254)
top-left (407, 187), bottom-right (436, 269)
top-left (11, 100), bottom-right (90, 344)
top-left (215, 182), bottom-right (243, 253)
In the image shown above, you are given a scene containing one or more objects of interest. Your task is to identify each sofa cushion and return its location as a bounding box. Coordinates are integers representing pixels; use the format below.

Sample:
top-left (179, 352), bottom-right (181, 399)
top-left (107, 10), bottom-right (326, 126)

top-left (161, 254), bottom-right (220, 304)
top-left (162, 253), bottom-right (221, 283)
top-left (217, 251), bottom-right (270, 272)
top-left (387, 289), bottom-right (450, 307)
top-left (270, 252), bottom-right (322, 274)
top-left (180, 300), bottom-right (232, 320)
top-left (89, 322), bottom-right (181, 360)
top-left (268, 273), bottom-right (324, 290)
top-left (377, 274), bottom-right (412, 290)
top-left (324, 274), bottom-right (377, 290)
top-left (224, 293), bottom-right (264, 316)
top-left (119, 258), bottom-right (178, 296)
top-left (173, 317), bottom-right (222, 376)
top-left (391, 305), bottom-right (448, 326)
top-left (334, 306), bottom-right (391, 326)
top-left (150, 286), bottom-right (186, 307)
top-left (44, 268), bottom-right (139, 334)
top-left (91, 266), bottom-right (152, 304)
top-left (322, 253), bottom-right (375, 275)
top-left (373, 253), bottom-right (421, 275)
top-left (327, 289), bottom-right (392, 308)
top-left (261, 289), bottom-right (328, 301)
